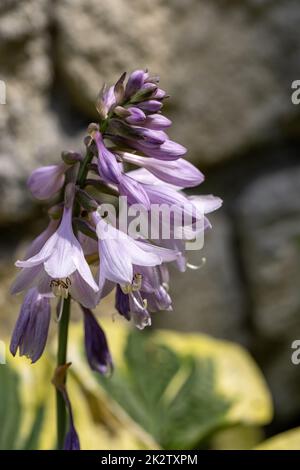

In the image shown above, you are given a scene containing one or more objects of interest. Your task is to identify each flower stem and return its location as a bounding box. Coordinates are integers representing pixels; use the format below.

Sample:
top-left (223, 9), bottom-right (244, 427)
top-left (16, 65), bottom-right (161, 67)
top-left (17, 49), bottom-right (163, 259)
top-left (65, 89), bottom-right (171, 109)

top-left (56, 296), bottom-right (71, 450)
top-left (78, 148), bottom-right (93, 188)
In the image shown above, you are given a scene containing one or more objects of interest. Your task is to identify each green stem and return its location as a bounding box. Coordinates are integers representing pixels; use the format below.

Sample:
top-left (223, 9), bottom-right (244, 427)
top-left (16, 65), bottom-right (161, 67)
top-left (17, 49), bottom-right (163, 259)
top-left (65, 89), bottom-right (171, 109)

top-left (56, 296), bottom-right (71, 450)
top-left (77, 148), bottom-right (93, 188)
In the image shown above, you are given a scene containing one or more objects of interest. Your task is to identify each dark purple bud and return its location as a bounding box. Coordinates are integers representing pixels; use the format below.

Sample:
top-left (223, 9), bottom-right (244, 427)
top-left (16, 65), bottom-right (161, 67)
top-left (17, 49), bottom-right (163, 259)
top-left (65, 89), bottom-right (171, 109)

top-left (125, 69), bottom-right (147, 98)
top-left (62, 389), bottom-right (80, 451)
top-left (136, 100), bottom-right (163, 112)
top-left (130, 83), bottom-right (157, 104)
top-left (153, 88), bottom-right (167, 100)
top-left (125, 107), bottom-right (146, 124)
top-left (10, 288), bottom-right (51, 363)
top-left (135, 139), bottom-right (187, 160)
top-left (115, 285), bottom-right (130, 320)
top-left (64, 421), bottom-right (80, 451)
top-left (143, 114), bottom-right (172, 130)
top-left (82, 307), bottom-right (113, 375)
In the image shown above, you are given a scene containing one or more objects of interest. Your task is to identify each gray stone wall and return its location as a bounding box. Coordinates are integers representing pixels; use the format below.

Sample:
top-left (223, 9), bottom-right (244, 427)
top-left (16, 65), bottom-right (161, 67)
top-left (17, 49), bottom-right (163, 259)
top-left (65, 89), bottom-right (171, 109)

top-left (1, 0), bottom-right (300, 429)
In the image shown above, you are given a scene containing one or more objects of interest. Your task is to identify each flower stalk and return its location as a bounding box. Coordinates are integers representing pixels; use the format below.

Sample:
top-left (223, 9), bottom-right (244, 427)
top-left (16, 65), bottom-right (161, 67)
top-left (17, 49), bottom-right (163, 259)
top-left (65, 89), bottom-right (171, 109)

top-left (56, 296), bottom-right (71, 450)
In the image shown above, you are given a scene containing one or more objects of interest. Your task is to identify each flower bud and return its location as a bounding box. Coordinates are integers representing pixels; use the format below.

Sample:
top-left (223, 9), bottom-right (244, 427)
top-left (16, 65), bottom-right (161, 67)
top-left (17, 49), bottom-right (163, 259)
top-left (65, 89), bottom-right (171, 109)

top-left (114, 72), bottom-right (126, 105)
top-left (130, 83), bottom-right (157, 104)
top-left (61, 151), bottom-right (83, 165)
top-left (136, 100), bottom-right (163, 112)
top-left (75, 189), bottom-right (98, 212)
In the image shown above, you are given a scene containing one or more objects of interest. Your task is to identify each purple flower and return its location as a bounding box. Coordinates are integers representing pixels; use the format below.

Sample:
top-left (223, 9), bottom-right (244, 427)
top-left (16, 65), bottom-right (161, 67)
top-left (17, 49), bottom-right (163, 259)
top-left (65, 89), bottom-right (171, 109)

top-left (112, 135), bottom-right (186, 161)
top-left (92, 212), bottom-right (178, 294)
top-left (27, 163), bottom-right (67, 200)
top-left (117, 173), bottom-right (151, 208)
top-left (14, 183), bottom-right (99, 308)
top-left (10, 288), bottom-right (51, 363)
top-left (120, 153), bottom-right (204, 188)
top-left (142, 114), bottom-right (172, 130)
top-left (125, 107), bottom-right (146, 124)
top-left (93, 131), bottom-right (122, 184)
top-left (82, 307), bottom-right (113, 375)
top-left (125, 69), bottom-right (148, 98)
top-left (136, 100), bottom-right (162, 113)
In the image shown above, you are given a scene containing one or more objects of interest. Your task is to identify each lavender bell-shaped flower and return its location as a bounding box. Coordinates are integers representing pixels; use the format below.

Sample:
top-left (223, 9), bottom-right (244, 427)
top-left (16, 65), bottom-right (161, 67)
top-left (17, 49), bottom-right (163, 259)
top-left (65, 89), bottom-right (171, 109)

top-left (14, 183), bottom-right (99, 308)
top-left (82, 307), bottom-right (113, 375)
top-left (10, 287), bottom-right (51, 363)
top-left (27, 163), bottom-right (67, 200)
top-left (120, 152), bottom-right (204, 188)
top-left (91, 211), bottom-right (178, 294)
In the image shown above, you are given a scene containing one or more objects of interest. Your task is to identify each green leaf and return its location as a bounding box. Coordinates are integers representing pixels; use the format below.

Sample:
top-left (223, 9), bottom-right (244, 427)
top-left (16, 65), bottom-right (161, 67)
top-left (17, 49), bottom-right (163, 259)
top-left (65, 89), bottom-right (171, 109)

top-left (99, 330), bottom-right (231, 449)
top-left (0, 364), bottom-right (21, 450)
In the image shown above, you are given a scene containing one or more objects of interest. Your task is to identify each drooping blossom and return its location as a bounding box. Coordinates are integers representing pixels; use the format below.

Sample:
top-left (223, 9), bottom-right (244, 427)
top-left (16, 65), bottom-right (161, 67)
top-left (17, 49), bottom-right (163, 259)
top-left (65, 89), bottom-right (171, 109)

top-left (14, 183), bottom-right (99, 308)
top-left (91, 211), bottom-right (178, 295)
top-left (27, 163), bottom-right (67, 200)
top-left (82, 307), bottom-right (113, 375)
top-left (10, 288), bottom-right (51, 363)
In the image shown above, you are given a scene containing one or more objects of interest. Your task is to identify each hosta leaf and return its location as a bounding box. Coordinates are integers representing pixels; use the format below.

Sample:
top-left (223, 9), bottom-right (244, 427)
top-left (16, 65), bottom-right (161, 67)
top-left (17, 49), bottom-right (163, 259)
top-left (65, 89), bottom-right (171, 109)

top-left (255, 427), bottom-right (300, 450)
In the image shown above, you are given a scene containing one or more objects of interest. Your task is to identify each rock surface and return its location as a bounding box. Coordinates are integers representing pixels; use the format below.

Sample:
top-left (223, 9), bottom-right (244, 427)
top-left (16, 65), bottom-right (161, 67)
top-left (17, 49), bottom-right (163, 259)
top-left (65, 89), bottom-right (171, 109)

top-left (237, 166), bottom-right (300, 340)
top-left (55, 0), bottom-right (300, 163)
top-left (154, 212), bottom-right (249, 344)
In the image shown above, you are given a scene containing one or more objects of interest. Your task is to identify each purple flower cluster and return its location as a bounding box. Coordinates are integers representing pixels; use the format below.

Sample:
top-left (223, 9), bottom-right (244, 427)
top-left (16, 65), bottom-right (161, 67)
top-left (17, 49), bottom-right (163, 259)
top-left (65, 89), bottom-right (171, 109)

top-left (10, 69), bottom-right (222, 449)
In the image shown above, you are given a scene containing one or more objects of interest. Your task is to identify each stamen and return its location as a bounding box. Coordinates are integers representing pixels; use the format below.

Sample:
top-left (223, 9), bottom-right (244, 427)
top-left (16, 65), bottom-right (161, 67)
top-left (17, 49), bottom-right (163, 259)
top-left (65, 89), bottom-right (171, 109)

top-left (50, 278), bottom-right (72, 299)
top-left (120, 273), bottom-right (143, 294)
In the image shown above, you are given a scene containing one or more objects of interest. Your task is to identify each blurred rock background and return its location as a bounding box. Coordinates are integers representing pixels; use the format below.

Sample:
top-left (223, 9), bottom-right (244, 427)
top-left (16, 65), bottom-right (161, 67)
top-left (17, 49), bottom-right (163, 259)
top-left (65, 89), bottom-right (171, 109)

top-left (0, 0), bottom-right (300, 435)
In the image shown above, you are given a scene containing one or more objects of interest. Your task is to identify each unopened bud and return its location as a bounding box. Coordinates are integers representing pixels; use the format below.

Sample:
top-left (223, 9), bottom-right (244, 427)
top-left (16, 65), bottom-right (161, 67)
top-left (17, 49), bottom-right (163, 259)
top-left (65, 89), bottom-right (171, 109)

top-left (76, 188), bottom-right (98, 212)
top-left (96, 84), bottom-right (109, 120)
top-left (130, 83), bottom-right (157, 104)
top-left (114, 106), bottom-right (131, 118)
top-left (87, 122), bottom-right (100, 137)
top-left (61, 151), bottom-right (83, 165)
top-left (114, 72), bottom-right (126, 105)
